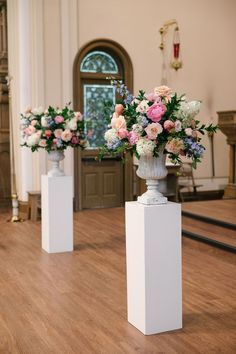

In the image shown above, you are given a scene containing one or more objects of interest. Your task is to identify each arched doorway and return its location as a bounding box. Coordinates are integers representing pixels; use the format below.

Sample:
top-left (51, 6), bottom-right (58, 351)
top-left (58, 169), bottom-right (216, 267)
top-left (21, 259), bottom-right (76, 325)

top-left (73, 39), bottom-right (133, 210)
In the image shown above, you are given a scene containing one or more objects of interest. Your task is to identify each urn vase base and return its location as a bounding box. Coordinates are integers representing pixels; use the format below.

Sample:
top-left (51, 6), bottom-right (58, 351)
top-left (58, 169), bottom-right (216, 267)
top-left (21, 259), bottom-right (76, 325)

top-left (138, 193), bottom-right (167, 205)
top-left (48, 169), bottom-right (65, 177)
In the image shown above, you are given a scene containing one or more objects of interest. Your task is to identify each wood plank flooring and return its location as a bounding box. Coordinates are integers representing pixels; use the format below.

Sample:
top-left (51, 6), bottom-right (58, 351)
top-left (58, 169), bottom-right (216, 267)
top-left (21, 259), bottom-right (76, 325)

top-left (182, 200), bottom-right (236, 226)
top-left (0, 207), bottom-right (236, 354)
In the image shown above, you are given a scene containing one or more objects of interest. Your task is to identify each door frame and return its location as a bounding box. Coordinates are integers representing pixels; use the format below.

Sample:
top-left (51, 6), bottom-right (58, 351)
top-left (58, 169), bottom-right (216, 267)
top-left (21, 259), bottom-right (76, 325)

top-left (73, 38), bottom-right (133, 211)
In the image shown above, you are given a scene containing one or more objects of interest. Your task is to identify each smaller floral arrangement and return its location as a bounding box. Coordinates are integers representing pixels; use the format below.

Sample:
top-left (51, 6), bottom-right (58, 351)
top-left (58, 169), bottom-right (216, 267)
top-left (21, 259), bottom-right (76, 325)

top-left (20, 105), bottom-right (86, 152)
top-left (100, 81), bottom-right (218, 168)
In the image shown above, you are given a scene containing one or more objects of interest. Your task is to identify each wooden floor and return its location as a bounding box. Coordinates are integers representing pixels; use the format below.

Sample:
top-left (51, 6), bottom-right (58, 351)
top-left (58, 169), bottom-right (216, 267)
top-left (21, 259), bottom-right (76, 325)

top-left (182, 199), bottom-right (236, 226)
top-left (0, 207), bottom-right (236, 354)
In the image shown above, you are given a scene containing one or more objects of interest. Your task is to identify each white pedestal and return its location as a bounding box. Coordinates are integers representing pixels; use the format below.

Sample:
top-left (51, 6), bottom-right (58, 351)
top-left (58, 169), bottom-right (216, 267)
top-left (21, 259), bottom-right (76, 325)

top-left (41, 175), bottom-right (73, 253)
top-left (125, 201), bottom-right (182, 335)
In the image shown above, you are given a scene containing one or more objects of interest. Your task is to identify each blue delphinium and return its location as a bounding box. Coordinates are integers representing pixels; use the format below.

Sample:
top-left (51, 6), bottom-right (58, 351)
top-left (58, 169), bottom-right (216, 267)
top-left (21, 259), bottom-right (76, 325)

top-left (184, 138), bottom-right (205, 158)
top-left (111, 79), bottom-right (134, 104)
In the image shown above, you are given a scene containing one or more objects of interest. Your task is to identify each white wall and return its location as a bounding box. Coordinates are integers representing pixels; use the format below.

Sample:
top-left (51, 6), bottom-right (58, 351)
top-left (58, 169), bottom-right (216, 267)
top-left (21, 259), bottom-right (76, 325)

top-left (8, 0), bottom-right (236, 200)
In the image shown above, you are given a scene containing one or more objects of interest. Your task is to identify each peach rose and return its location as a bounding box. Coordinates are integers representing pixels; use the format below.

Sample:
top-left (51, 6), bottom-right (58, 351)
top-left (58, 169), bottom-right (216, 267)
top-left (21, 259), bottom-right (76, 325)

top-left (115, 104), bottom-right (124, 116)
top-left (154, 85), bottom-right (172, 99)
top-left (24, 125), bottom-right (36, 135)
top-left (117, 128), bottom-right (128, 139)
top-left (185, 128), bottom-right (193, 136)
top-left (112, 115), bottom-right (126, 130)
top-left (164, 120), bottom-right (175, 131)
top-left (54, 129), bottom-right (63, 138)
top-left (165, 138), bottom-right (184, 155)
top-left (145, 122), bottom-right (163, 140)
top-left (61, 129), bottom-right (72, 142)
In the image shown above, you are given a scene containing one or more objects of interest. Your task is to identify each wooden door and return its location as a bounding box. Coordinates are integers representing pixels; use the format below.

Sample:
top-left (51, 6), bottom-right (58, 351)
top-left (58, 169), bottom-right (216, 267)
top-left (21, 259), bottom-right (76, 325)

top-left (73, 39), bottom-right (133, 210)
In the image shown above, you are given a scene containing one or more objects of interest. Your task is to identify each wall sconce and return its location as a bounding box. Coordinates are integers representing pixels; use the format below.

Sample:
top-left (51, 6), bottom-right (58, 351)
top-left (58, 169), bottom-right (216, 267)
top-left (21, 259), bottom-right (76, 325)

top-left (159, 19), bottom-right (182, 72)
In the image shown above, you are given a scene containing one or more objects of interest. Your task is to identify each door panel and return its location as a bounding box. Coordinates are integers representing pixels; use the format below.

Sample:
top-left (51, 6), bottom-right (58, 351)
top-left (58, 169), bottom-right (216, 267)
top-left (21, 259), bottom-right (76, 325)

top-left (82, 158), bottom-right (123, 209)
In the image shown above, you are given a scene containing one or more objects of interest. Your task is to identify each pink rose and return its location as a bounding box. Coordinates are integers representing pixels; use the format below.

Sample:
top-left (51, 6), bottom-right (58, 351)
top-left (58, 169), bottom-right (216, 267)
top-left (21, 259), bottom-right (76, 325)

top-left (39, 139), bottom-right (47, 147)
top-left (111, 115), bottom-right (126, 130)
top-left (24, 125), bottom-right (36, 135)
top-left (45, 130), bottom-right (52, 138)
top-left (185, 128), bottom-right (193, 136)
top-left (164, 120), bottom-right (175, 131)
top-left (145, 122), bottom-right (163, 140)
top-left (71, 136), bottom-right (79, 144)
top-left (54, 129), bottom-right (63, 138)
top-left (117, 128), bottom-right (128, 139)
top-left (147, 103), bottom-right (166, 122)
top-left (74, 112), bottom-right (82, 121)
top-left (115, 104), bottom-right (124, 116)
top-left (55, 115), bottom-right (64, 124)
top-left (31, 120), bottom-right (37, 126)
top-left (145, 93), bottom-right (160, 102)
top-left (128, 131), bottom-right (139, 145)
top-left (61, 129), bottom-right (72, 142)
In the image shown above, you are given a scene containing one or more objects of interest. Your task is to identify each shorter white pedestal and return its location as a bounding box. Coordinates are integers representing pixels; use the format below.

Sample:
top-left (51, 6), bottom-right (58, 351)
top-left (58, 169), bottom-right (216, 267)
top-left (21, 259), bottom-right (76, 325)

top-left (41, 175), bottom-right (73, 253)
top-left (125, 201), bottom-right (182, 335)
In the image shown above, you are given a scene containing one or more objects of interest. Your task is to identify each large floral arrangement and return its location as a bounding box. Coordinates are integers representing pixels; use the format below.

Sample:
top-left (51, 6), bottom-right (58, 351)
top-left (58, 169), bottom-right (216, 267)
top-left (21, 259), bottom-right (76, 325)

top-left (20, 105), bottom-right (86, 152)
top-left (100, 81), bottom-right (217, 168)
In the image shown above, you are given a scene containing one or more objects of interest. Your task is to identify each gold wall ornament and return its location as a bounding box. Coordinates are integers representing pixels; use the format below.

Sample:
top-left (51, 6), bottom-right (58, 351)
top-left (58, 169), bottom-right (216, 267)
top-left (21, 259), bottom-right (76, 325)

top-left (159, 19), bottom-right (183, 83)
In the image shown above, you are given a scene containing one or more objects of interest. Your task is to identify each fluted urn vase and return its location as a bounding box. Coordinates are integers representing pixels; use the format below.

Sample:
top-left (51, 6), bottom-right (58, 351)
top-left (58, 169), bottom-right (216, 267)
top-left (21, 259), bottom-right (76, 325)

top-left (136, 152), bottom-right (168, 204)
top-left (47, 150), bottom-right (65, 177)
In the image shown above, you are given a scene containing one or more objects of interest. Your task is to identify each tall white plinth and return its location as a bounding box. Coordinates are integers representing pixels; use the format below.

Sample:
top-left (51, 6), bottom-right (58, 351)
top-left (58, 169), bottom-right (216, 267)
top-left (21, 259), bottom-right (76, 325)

top-left (125, 201), bottom-right (182, 335)
top-left (42, 175), bottom-right (73, 253)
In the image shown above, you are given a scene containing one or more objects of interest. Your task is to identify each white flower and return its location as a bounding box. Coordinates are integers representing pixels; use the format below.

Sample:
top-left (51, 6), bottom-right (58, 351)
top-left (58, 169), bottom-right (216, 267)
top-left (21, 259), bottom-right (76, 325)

top-left (136, 138), bottom-right (155, 156)
top-left (104, 128), bottom-right (117, 143)
top-left (175, 120), bottom-right (182, 132)
top-left (136, 100), bottom-right (149, 114)
top-left (132, 124), bottom-right (143, 133)
top-left (27, 132), bottom-right (41, 146)
top-left (41, 116), bottom-right (48, 127)
top-left (31, 107), bottom-right (44, 116)
top-left (67, 118), bottom-right (77, 131)
top-left (131, 98), bottom-right (140, 105)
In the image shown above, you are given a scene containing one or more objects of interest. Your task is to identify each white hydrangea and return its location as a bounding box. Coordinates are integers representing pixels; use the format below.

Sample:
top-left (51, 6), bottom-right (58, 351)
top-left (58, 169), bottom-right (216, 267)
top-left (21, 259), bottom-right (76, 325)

top-left (132, 123), bottom-right (143, 134)
top-left (136, 100), bottom-right (149, 114)
top-left (136, 138), bottom-right (156, 156)
top-left (31, 107), bottom-right (44, 116)
top-left (176, 101), bottom-right (201, 128)
top-left (104, 128), bottom-right (117, 143)
top-left (66, 118), bottom-right (77, 130)
top-left (26, 132), bottom-right (41, 146)
top-left (41, 116), bottom-right (48, 127)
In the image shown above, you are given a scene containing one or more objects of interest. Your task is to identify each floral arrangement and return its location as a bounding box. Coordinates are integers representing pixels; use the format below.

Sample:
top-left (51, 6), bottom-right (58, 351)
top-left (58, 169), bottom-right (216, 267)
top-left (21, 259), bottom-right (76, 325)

top-left (20, 105), bottom-right (86, 152)
top-left (100, 80), bottom-right (217, 168)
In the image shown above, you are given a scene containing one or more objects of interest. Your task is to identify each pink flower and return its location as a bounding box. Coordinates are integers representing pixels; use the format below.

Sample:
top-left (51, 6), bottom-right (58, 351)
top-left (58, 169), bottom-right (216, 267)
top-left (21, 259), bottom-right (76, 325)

top-left (55, 115), bottom-right (64, 124)
top-left (111, 115), bottom-right (126, 130)
top-left (39, 139), bottom-right (47, 147)
top-left (74, 112), bottom-right (83, 121)
top-left (145, 93), bottom-right (160, 102)
top-left (147, 103), bottom-right (166, 122)
top-left (115, 104), bottom-right (124, 116)
top-left (31, 120), bottom-right (37, 126)
top-left (53, 138), bottom-right (58, 144)
top-left (71, 136), bottom-right (79, 144)
top-left (128, 131), bottom-right (139, 145)
top-left (164, 120), bottom-right (175, 130)
top-left (61, 129), bottom-right (72, 142)
top-left (185, 128), bottom-right (193, 136)
top-left (24, 125), bottom-right (36, 135)
top-left (165, 138), bottom-right (184, 155)
top-left (117, 128), bottom-right (128, 139)
top-left (154, 86), bottom-right (172, 101)
top-left (45, 130), bottom-right (52, 138)
top-left (54, 129), bottom-right (63, 138)
top-left (145, 122), bottom-right (163, 140)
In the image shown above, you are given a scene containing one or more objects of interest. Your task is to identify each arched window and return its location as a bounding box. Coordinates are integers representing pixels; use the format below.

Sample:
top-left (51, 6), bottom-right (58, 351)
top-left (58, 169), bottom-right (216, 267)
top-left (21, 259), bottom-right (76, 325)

top-left (74, 39), bottom-right (132, 149)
